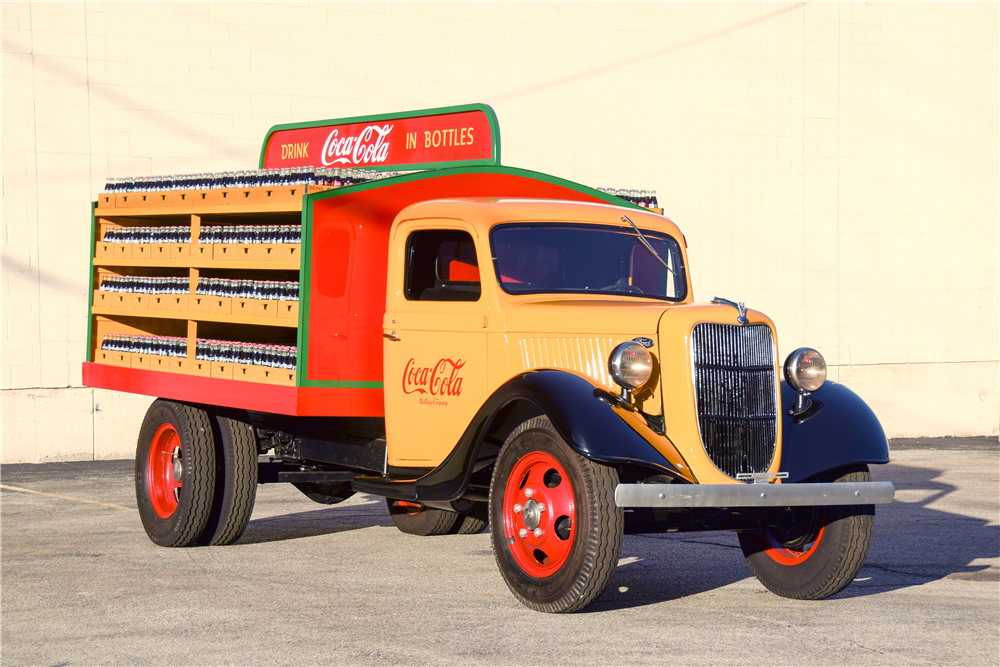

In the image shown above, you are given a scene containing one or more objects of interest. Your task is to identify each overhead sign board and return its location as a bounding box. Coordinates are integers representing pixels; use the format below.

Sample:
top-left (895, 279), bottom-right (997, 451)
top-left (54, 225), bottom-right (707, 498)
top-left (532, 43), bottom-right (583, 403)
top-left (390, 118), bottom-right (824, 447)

top-left (260, 103), bottom-right (500, 171)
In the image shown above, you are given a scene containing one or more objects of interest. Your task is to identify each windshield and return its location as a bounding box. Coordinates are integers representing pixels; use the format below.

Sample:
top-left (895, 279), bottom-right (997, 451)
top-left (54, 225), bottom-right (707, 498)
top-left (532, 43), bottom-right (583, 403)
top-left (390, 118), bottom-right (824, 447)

top-left (490, 222), bottom-right (687, 301)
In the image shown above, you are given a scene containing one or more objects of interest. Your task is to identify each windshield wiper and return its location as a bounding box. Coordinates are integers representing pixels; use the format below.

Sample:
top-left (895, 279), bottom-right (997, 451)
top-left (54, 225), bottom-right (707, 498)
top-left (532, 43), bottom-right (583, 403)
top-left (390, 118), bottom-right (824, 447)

top-left (621, 215), bottom-right (677, 279)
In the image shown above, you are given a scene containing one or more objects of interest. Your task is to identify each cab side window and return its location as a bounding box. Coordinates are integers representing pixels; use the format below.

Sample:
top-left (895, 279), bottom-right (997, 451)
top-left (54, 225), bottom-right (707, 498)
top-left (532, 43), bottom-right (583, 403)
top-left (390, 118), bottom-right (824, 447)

top-left (404, 230), bottom-right (481, 302)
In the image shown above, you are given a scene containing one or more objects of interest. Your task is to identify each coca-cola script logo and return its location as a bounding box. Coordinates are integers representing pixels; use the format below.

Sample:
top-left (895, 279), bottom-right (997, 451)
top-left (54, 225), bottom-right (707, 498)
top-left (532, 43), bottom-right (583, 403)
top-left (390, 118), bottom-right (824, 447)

top-left (322, 124), bottom-right (393, 167)
top-left (403, 358), bottom-right (465, 397)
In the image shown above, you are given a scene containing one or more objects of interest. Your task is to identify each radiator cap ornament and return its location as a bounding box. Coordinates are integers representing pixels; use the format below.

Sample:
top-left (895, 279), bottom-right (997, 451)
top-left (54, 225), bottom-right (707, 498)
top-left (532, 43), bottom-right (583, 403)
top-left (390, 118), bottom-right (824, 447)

top-left (711, 297), bottom-right (748, 325)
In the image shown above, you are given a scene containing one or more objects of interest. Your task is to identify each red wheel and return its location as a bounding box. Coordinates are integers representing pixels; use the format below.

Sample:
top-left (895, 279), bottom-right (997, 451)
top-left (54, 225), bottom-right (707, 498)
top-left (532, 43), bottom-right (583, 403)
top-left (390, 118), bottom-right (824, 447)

top-left (738, 465), bottom-right (875, 599)
top-left (396, 500), bottom-right (423, 515)
top-left (761, 523), bottom-right (825, 566)
top-left (135, 400), bottom-right (215, 547)
top-left (502, 451), bottom-right (575, 577)
top-left (146, 424), bottom-right (183, 518)
top-left (490, 417), bottom-right (622, 613)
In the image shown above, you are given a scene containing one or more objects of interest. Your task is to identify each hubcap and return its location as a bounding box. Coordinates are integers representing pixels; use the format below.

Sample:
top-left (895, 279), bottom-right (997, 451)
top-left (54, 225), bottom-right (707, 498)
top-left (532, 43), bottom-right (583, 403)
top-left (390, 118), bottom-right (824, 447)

top-left (503, 451), bottom-right (575, 578)
top-left (147, 423), bottom-right (183, 519)
top-left (522, 498), bottom-right (542, 530)
top-left (172, 447), bottom-right (184, 484)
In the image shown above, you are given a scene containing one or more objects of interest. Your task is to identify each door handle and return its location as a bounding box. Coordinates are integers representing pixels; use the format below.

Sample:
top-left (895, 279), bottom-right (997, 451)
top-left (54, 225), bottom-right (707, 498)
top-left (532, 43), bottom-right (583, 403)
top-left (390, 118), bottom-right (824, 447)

top-left (383, 331), bottom-right (400, 341)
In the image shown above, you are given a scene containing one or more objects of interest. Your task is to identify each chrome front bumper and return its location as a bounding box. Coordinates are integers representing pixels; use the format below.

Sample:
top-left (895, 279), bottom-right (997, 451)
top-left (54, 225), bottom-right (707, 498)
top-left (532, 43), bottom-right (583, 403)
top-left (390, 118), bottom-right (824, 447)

top-left (614, 481), bottom-right (895, 508)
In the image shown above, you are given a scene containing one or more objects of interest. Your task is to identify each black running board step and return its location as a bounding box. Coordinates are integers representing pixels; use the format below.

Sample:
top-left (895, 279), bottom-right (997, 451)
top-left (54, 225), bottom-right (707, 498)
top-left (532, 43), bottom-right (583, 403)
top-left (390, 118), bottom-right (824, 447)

top-left (259, 464), bottom-right (357, 484)
top-left (352, 476), bottom-right (417, 501)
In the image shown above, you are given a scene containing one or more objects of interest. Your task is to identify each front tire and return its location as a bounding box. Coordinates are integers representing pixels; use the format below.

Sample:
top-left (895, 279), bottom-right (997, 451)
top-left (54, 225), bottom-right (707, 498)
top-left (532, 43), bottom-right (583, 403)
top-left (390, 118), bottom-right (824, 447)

top-left (738, 465), bottom-right (875, 600)
top-left (489, 417), bottom-right (623, 613)
top-left (135, 400), bottom-right (216, 547)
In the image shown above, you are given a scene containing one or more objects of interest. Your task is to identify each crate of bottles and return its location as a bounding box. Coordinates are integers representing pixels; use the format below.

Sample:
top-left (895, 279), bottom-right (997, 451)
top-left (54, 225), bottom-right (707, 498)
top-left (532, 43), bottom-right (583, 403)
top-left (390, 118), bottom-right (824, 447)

top-left (98, 167), bottom-right (402, 211)
top-left (95, 276), bottom-right (191, 312)
top-left (595, 187), bottom-right (660, 211)
top-left (97, 226), bottom-right (193, 260)
top-left (196, 338), bottom-right (297, 385)
top-left (196, 225), bottom-right (302, 262)
top-left (95, 224), bottom-right (304, 263)
top-left (194, 278), bottom-right (299, 319)
top-left (97, 334), bottom-right (297, 385)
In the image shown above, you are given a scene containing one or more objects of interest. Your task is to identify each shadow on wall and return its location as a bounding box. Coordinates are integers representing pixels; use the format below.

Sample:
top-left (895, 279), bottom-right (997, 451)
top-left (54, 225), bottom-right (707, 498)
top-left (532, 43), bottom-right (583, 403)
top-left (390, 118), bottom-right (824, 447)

top-left (1, 252), bottom-right (89, 293)
top-left (1, 38), bottom-right (251, 162)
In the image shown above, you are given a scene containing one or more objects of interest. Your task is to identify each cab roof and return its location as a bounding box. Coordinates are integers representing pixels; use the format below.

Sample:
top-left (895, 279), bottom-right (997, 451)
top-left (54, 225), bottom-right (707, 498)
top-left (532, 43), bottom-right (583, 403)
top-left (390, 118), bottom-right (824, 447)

top-left (393, 197), bottom-right (683, 239)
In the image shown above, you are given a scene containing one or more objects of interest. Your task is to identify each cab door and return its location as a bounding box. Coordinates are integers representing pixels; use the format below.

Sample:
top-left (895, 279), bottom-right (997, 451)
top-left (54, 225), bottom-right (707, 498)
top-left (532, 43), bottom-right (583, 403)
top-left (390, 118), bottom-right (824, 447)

top-left (383, 221), bottom-right (489, 469)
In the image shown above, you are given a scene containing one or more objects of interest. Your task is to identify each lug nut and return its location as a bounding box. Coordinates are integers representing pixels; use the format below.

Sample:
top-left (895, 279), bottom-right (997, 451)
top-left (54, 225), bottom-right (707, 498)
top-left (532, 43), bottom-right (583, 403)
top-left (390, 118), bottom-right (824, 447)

top-left (513, 503), bottom-right (522, 514)
top-left (533, 528), bottom-right (542, 538)
top-left (537, 503), bottom-right (545, 512)
top-left (524, 488), bottom-right (534, 498)
top-left (519, 528), bottom-right (528, 538)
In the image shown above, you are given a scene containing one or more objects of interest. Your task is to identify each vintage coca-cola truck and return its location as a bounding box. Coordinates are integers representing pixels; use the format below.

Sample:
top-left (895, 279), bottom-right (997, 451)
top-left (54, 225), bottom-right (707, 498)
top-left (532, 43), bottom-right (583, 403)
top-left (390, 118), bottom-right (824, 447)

top-left (84, 104), bottom-right (894, 613)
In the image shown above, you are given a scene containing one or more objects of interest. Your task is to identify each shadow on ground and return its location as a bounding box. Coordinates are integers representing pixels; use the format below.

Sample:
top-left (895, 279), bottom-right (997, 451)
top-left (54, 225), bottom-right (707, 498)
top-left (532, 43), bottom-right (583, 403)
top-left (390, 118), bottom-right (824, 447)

top-left (231, 460), bottom-right (998, 612)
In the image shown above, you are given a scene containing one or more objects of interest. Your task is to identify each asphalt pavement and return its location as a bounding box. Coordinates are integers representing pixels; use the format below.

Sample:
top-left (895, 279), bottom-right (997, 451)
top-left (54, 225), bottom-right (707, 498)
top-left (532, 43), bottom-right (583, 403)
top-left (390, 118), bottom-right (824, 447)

top-left (2, 438), bottom-right (998, 666)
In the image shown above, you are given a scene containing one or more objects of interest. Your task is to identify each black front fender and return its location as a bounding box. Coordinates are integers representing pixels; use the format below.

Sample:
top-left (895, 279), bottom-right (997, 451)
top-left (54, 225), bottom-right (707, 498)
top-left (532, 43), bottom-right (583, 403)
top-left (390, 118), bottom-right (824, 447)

top-left (780, 381), bottom-right (890, 483)
top-left (377, 369), bottom-right (690, 503)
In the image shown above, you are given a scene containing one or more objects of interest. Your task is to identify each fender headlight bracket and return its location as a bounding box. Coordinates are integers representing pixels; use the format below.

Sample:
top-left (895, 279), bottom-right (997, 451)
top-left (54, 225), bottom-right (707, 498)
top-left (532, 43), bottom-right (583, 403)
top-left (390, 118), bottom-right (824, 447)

top-left (784, 347), bottom-right (827, 415)
top-left (609, 342), bottom-right (653, 403)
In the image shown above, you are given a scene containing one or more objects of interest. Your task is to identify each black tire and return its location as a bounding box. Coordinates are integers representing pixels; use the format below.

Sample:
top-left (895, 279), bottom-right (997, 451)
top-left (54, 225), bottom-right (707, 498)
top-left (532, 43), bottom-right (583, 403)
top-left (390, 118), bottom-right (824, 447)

top-left (135, 400), bottom-right (216, 547)
top-left (453, 502), bottom-right (489, 535)
top-left (489, 417), bottom-right (623, 613)
top-left (198, 415), bottom-right (258, 546)
top-left (386, 498), bottom-right (459, 536)
top-left (738, 465), bottom-right (875, 600)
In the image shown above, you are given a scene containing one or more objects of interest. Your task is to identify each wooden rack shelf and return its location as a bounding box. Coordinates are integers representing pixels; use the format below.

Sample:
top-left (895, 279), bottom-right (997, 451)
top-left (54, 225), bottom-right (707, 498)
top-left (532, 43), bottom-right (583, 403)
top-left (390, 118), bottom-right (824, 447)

top-left (93, 349), bottom-right (296, 385)
top-left (95, 183), bottom-right (335, 213)
top-left (91, 306), bottom-right (299, 328)
top-left (93, 258), bottom-right (301, 270)
top-left (89, 186), bottom-right (306, 388)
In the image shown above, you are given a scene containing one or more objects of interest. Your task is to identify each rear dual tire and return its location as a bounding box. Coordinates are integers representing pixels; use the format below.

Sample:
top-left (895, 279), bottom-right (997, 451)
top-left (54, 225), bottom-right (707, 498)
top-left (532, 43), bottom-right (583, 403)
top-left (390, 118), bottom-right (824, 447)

top-left (136, 400), bottom-right (257, 547)
top-left (200, 414), bottom-right (257, 546)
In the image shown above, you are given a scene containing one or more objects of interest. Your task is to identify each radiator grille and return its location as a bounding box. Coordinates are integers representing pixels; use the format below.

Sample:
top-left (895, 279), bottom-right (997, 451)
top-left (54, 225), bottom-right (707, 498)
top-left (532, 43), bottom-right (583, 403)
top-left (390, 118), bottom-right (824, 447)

top-left (691, 323), bottom-right (777, 478)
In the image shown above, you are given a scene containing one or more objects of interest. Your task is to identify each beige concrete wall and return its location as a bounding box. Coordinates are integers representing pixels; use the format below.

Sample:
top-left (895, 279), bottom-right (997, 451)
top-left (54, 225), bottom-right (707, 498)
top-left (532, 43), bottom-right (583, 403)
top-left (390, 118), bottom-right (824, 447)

top-left (2, 2), bottom-right (997, 462)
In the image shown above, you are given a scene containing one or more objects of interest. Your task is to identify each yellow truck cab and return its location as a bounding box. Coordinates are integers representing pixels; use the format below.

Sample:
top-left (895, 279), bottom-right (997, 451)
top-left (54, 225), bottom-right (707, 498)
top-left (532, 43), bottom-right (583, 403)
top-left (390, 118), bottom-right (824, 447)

top-left (85, 104), bottom-right (893, 613)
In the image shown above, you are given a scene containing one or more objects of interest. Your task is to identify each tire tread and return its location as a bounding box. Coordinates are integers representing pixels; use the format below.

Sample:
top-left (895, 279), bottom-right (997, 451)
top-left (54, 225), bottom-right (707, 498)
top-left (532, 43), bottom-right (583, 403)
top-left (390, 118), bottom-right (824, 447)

top-left (387, 499), bottom-right (460, 536)
top-left (453, 502), bottom-right (489, 535)
top-left (176, 404), bottom-right (215, 547)
top-left (740, 466), bottom-right (874, 600)
top-left (200, 415), bottom-right (257, 546)
top-left (490, 416), bottom-right (623, 613)
top-left (135, 400), bottom-right (216, 548)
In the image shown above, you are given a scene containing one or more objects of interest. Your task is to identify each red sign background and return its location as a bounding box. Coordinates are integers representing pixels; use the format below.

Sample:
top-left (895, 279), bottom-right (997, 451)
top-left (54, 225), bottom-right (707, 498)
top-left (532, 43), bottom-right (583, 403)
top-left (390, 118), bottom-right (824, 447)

top-left (262, 110), bottom-right (494, 171)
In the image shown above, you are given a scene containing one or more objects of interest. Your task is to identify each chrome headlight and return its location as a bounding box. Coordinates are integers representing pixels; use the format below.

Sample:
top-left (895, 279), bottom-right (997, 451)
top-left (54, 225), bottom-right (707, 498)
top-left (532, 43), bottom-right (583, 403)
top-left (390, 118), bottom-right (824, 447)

top-left (784, 347), bottom-right (827, 393)
top-left (609, 342), bottom-right (653, 396)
